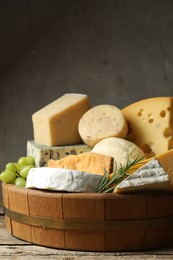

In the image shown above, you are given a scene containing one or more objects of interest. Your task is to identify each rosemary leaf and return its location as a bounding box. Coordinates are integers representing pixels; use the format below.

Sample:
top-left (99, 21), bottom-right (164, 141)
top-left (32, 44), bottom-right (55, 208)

top-left (95, 168), bottom-right (109, 192)
top-left (96, 155), bottom-right (145, 193)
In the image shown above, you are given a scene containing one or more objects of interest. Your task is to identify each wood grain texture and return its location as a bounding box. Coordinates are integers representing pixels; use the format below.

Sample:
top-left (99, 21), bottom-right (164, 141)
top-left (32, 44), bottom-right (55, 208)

top-left (1, 215), bottom-right (173, 259)
top-left (2, 184), bottom-right (173, 252)
top-left (1, 183), bottom-right (12, 234)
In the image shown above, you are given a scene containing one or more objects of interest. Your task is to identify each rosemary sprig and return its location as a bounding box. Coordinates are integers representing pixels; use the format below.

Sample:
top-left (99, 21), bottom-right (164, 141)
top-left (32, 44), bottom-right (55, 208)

top-left (96, 155), bottom-right (145, 193)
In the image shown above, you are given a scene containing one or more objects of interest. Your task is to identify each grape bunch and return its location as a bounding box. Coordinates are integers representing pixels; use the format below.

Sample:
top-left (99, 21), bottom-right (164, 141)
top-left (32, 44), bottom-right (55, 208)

top-left (0, 156), bottom-right (35, 187)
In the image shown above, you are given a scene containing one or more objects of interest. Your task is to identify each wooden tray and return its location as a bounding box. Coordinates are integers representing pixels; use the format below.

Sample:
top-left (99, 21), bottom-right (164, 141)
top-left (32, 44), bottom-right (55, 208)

top-left (2, 182), bottom-right (173, 252)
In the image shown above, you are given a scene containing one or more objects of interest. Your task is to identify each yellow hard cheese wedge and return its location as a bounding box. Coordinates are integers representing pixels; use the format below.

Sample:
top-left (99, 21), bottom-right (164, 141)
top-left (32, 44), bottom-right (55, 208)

top-left (32, 93), bottom-right (90, 146)
top-left (114, 149), bottom-right (173, 193)
top-left (78, 104), bottom-right (128, 147)
top-left (122, 97), bottom-right (173, 158)
top-left (47, 152), bottom-right (113, 175)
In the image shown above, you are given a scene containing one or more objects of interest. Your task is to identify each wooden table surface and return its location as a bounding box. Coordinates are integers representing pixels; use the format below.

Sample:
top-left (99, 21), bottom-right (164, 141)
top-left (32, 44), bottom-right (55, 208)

top-left (1, 207), bottom-right (173, 259)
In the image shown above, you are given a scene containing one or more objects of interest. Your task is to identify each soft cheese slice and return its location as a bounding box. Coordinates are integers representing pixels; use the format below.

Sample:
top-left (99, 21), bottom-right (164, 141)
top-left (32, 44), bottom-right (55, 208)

top-left (26, 167), bottom-right (103, 193)
top-left (78, 104), bottom-right (128, 147)
top-left (114, 158), bottom-right (170, 193)
top-left (47, 152), bottom-right (113, 175)
top-left (91, 137), bottom-right (145, 170)
top-left (32, 93), bottom-right (90, 146)
top-left (27, 140), bottom-right (91, 167)
top-left (114, 149), bottom-right (173, 193)
top-left (122, 97), bottom-right (173, 158)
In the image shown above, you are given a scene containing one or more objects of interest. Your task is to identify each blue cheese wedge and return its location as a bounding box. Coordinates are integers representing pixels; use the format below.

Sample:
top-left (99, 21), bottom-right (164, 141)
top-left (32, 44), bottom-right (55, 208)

top-left (114, 158), bottom-right (170, 193)
top-left (27, 140), bottom-right (91, 167)
top-left (26, 167), bottom-right (103, 193)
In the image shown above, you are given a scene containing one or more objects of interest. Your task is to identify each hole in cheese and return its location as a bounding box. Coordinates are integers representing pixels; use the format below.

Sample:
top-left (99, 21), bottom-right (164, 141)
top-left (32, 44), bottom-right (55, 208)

top-left (164, 127), bottom-right (172, 138)
top-left (122, 97), bottom-right (173, 157)
top-left (141, 143), bottom-right (155, 157)
top-left (137, 111), bottom-right (142, 117)
top-left (160, 110), bottom-right (166, 118)
top-left (148, 118), bottom-right (154, 123)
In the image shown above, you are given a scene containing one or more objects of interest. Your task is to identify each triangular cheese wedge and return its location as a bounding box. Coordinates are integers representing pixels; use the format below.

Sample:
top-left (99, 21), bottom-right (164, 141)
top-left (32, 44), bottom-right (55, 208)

top-left (122, 97), bottom-right (173, 158)
top-left (26, 167), bottom-right (103, 193)
top-left (114, 149), bottom-right (173, 193)
top-left (47, 152), bottom-right (113, 175)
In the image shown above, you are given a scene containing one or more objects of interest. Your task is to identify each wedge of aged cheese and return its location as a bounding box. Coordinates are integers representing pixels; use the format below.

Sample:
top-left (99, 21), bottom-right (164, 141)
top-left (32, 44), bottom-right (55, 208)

top-left (91, 137), bottom-right (145, 170)
top-left (122, 97), bottom-right (173, 158)
top-left (32, 93), bottom-right (90, 146)
top-left (114, 149), bottom-right (173, 193)
top-left (114, 158), bottom-right (170, 193)
top-left (27, 140), bottom-right (91, 167)
top-left (47, 152), bottom-right (113, 175)
top-left (78, 104), bottom-right (128, 147)
top-left (26, 167), bottom-right (103, 193)
top-left (156, 148), bottom-right (173, 189)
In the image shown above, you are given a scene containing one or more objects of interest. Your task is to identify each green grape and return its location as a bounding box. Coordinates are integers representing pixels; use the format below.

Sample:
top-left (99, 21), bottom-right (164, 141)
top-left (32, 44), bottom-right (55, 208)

top-left (0, 170), bottom-right (16, 183)
top-left (25, 156), bottom-right (35, 166)
top-left (1, 155), bottom-right (35, 187)
top-left (20, 165), bottom-right (34, 179)
top-left (18, 156), bottom-right (35, 167)
top-left (14, 163), bottom-right (20, 173)
top-left (15, 177), bottom-right (26, 187)
top-left (18, 157), bottom-right (27, 167)
top-left (5, 162), bottom-right (18, 173)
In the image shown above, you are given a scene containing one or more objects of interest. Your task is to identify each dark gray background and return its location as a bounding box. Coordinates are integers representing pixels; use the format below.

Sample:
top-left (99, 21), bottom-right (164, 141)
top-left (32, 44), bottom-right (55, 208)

top-left (1, 0), bottom-right (173, 200)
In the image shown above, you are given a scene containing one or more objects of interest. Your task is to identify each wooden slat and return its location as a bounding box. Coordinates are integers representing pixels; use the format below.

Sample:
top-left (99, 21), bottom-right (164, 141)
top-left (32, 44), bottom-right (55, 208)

top-left (1, 183), bottom-right (12, 234)
top-left (63, 193), bottom-right (105, 251)
top-left (104, 193), bottom-right (148, 251)
top-left (28, 189), bottom-right (65, 249)
top-left (146, 192), bottom-right (173, 249)
top-left (8, 185), bottom-right (32, 243)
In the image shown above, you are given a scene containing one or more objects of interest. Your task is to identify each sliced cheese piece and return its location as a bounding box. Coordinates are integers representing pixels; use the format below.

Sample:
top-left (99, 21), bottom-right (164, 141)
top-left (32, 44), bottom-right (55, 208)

top-left (91, 137), bottom-right (145, 170)
top-left (32, 93), bottom-right (90, 146)
top-left (27, 140), bottom-right (91, 167)
top-left (47, 152), bottom-right (113, 175)
top-left (122, 97), bottom-right (173, 158)
top-left (156, 148), bottom-right (173, 189)
top-left (78, 104), bottom-right (128, 147)
top-left (114, 158), bottom-right (170, 193)
top-left (26, 167), bottom-right (103, 193)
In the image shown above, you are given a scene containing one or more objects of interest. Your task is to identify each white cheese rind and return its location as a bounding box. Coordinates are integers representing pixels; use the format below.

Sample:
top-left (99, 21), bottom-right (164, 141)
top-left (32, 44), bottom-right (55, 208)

top-left (114, 158), bottom-right (170, 193)
top-left (91, 137), bottom-right (145, 171)
top-left (27, 140), bottom-right (91, 167)
top-left (26, 167), bottom-right (103, 193)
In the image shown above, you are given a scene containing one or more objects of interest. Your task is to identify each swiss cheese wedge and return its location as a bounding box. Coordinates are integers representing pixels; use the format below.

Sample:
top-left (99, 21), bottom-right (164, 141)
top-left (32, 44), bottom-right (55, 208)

top-left (122, 97), bottom-right (173, 158)
top-left (47, 152), bottom-right (113, 175)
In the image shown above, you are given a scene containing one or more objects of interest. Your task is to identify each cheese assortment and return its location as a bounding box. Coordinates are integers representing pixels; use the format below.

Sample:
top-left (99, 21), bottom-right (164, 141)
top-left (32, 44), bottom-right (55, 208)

top-left (122, 97), bottom-right (173, 158)
top-left (1, 93), bottom-right (173, 194)
top-left (27, 140), bottom-right (91, 167)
